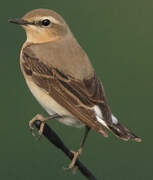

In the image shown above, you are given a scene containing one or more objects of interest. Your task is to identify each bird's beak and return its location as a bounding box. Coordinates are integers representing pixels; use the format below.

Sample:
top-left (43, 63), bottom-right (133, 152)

top-left (8, 18), bottom-right (32, 25)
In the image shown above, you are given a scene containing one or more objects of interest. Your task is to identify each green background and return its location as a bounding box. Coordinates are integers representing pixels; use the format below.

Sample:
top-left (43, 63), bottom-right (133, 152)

top-left (1, 0), bottom-right (152, 179)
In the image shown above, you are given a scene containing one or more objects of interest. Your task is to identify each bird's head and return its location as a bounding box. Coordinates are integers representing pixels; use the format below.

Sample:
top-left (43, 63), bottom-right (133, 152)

top-left (9, 9), bottom-right (70, 43)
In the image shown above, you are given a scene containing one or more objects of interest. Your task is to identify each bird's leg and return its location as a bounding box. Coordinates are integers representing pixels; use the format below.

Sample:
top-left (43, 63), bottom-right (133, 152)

top-left (29, 113), bottom-right (61, 136)
top-left (69, 126), bottom-right (90, 169)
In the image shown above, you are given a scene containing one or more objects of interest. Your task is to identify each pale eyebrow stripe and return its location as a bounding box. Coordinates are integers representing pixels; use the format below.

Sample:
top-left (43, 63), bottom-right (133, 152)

top-left (37, 16), bottom-right (60, 24)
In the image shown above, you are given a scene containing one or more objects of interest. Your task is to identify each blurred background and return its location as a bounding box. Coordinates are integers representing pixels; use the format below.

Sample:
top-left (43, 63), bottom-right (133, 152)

top-left (1, 0), bottom-right (152, 179)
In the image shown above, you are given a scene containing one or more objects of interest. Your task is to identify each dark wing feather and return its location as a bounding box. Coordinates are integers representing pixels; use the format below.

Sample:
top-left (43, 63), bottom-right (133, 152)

top-left (22, 49), bottom-right (141, 142)
top-left (22, 50), bottom-right (110, 137)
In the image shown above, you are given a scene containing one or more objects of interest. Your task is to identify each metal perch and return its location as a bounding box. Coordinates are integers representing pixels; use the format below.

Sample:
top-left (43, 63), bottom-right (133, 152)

top-left (34, 120), bottom-right (98, 180)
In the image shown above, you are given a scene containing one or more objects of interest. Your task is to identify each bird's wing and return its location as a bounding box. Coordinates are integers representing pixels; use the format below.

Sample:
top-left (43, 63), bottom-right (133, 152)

top-left (21, 48), bottom-right (112, 137)
top-left (21, 47), bottom-right (141, 142)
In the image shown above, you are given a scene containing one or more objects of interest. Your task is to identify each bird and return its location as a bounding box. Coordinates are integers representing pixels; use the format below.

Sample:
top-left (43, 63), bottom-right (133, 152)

top-left (9, 8), bottom-right (141, 169)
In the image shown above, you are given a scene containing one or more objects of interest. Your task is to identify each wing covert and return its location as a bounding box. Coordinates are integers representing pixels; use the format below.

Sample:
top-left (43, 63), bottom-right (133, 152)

top-left (21, 48), bottom-right (113, 137)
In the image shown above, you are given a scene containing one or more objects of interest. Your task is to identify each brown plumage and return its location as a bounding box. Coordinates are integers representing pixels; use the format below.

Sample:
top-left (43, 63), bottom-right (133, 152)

top-left (9, 8), bottom-right (141, 170)
top-left (21, 40), bottom-right (141, 142)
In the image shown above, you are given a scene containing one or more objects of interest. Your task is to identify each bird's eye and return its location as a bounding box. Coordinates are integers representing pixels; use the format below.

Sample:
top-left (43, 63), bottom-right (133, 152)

top-left (41, 19), bottom-right (51, 26)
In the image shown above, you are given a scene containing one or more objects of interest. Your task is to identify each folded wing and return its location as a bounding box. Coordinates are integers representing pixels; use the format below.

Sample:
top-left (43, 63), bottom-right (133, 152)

top-left (21, 47), bottom-right (141, 142)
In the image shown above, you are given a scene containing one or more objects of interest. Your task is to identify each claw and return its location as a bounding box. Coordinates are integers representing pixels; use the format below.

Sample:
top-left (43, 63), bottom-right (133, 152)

top-left (29, 114), bottom-right (46, 137)
top-left (65, 148), bottom-right (83, 171)
top-left (29, 113), bottom-right (60, 137)
top-left (69, 151), bottom-right (80, 169)
top-left (29, 122), bottom-right (36, 137)
top-left (38, 121), bottom-right (45, 136)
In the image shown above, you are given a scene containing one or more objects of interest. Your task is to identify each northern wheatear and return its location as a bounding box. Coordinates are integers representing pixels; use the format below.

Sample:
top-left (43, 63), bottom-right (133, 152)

top-left (9, 9), bottom-right (141, 169)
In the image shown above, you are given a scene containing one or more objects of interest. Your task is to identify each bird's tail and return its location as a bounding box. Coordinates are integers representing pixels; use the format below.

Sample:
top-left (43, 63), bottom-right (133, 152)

top-left (107, 115), bottom-right (142, 142)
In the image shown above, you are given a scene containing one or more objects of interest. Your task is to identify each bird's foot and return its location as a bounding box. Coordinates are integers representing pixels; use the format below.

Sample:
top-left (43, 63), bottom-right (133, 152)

top-left (29, 113), bottom-right (60, 138)
top-left (29, 114), bottom-right (47, 137)
top-left (67, 148), bottom-right (83, 173)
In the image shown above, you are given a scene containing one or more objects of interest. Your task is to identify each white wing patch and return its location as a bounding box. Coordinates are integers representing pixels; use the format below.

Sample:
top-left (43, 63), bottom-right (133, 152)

top-left (111, 114), bottom-right (118, 124)
top-left (93, 105), bottom-right (103, 118)
top-left (93, 105), bottom-right (108, 128)
top-left (96, 116), bottom-right (108, 128)
top-left (93, 105), bottom-right (118, 128)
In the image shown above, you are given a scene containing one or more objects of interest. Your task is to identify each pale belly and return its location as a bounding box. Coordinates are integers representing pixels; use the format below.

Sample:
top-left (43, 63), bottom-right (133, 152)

top-left (25, 78), bottom-right (84, 128)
